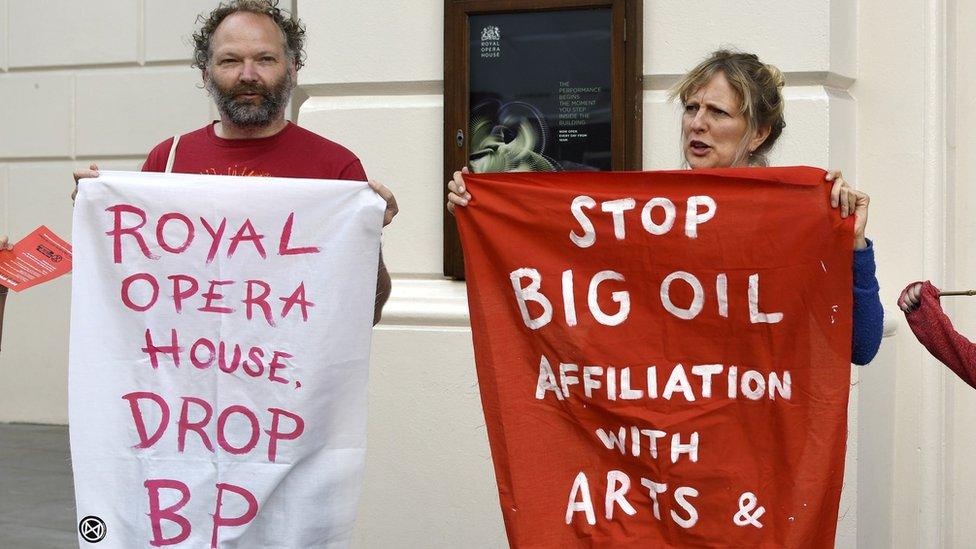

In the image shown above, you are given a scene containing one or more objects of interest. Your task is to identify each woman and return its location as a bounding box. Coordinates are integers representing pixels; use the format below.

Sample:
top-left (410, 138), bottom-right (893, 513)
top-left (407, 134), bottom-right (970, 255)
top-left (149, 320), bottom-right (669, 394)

top-left (448, 49), bottom-right (884, 364)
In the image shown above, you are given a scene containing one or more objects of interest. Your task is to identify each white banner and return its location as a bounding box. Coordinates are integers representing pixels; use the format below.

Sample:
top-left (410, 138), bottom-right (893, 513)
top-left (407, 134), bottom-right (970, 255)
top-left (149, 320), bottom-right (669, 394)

top-left (69, 171), bottom-right (384, 548)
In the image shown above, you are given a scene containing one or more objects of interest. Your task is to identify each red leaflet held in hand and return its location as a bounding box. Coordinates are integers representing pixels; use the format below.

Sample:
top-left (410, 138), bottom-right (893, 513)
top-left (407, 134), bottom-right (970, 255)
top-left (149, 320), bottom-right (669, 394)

top-left (0, 226), bottom-right (73, 292)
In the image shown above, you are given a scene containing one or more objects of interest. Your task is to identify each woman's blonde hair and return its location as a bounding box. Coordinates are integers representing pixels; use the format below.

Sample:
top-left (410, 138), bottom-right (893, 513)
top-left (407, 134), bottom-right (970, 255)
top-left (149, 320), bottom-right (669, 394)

top-left (670, 50), bottom-right (786, 166)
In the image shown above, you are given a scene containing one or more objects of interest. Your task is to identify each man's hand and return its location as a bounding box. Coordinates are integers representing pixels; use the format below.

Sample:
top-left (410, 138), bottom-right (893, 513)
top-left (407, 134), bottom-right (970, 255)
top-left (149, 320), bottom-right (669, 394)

top-left (365, 181), bottom-right (396, 324)
top-left (367, 180), bottom-right (398, 227)
top-left (0, 235), bottom-right (11, 252)
top-left (72, 163), bottom-right (100, 202)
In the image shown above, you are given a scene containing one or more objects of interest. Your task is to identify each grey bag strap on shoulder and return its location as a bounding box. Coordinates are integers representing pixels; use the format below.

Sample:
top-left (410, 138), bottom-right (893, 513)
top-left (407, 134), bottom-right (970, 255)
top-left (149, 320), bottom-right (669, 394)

top-left (164, 134), bottom-right (181, 173)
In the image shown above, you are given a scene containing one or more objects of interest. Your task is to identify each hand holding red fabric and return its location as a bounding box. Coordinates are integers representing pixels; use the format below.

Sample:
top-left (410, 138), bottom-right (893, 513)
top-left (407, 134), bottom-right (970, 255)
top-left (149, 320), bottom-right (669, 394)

top-left (901, 281), bottom-right (976, 387)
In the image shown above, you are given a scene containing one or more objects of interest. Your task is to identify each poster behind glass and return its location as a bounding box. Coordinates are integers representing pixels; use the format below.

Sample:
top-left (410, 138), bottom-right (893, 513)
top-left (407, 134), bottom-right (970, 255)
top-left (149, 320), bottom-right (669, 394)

top-left (469, 10), bottom-right (612, 173)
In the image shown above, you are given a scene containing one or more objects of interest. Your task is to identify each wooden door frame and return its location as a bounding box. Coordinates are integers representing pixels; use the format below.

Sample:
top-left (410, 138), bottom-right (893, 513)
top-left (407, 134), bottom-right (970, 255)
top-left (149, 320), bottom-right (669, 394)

top-left (443, 0), bottom-right (642, 278)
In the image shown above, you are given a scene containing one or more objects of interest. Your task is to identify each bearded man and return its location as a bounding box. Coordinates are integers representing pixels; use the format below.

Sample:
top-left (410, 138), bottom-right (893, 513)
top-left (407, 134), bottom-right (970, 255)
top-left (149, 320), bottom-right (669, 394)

top-left (72, 0), bottom-right (396, 324)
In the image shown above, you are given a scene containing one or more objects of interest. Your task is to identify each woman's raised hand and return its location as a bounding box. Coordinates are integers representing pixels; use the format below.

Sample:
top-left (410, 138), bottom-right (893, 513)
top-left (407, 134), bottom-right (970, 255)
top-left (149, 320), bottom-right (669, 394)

top-left (446, 166), bottom-right (471, 215)
top-left (826, 170), bottom-right (870, 250)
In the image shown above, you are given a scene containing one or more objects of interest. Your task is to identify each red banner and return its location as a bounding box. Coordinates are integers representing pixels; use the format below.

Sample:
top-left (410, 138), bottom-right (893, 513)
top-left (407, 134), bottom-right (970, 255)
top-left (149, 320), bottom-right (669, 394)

top-left (456, 167), bottom-right (853, 548)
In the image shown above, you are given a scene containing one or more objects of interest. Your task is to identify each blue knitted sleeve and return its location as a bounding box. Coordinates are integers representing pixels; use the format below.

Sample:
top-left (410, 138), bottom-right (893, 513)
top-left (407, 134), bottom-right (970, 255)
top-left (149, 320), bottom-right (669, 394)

top-left (851, 239), bottom-right (884, 365)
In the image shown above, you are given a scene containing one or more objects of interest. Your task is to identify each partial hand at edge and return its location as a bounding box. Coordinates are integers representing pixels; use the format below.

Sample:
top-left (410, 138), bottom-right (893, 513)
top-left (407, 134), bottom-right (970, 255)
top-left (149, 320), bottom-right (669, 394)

top-left (71, 163), bottom-right (100, 203)
top-left (367, 180), bottom-right (399, 227)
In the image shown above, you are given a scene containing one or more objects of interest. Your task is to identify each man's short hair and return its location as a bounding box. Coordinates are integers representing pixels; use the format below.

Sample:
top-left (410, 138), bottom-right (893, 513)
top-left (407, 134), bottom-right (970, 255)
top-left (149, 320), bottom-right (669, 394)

top-left (192, 0), bottom-right (306, 71)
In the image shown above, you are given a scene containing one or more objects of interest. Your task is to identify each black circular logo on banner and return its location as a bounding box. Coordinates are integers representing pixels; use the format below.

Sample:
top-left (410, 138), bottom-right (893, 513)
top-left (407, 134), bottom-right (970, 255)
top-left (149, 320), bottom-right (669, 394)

top-left (79, 516), bottom-right (107, 543)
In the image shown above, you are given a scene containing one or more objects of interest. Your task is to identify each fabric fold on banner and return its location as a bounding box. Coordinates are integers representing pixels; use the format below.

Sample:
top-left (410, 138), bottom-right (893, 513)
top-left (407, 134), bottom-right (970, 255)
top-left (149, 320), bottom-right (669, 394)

top-left (69, 171), bottom-right (384, 548)
top-left (456, 167), bottom-right (853, 548)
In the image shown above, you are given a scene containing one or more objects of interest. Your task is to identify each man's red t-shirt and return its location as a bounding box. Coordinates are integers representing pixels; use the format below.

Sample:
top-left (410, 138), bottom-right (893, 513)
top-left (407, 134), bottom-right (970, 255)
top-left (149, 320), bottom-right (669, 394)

top-left (141, 121), bottom-right (368, 181)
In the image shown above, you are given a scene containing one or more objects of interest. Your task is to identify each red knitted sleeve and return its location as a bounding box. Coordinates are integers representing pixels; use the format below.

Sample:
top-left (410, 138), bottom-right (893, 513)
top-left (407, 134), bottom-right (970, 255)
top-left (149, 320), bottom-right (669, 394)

top-left (905, 281), bottom-right (976, 387)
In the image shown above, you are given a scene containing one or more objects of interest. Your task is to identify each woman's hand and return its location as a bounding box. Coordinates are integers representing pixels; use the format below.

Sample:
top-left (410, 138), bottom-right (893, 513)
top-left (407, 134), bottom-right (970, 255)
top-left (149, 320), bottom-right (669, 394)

top-left (446, 167), bottom-right (471, 215)
top-left (826, 170), bottom-right (869, 250)
top-left (898, 282), bottom-right (925, 313)
top-left (0, 235), bottom-right (10, 251)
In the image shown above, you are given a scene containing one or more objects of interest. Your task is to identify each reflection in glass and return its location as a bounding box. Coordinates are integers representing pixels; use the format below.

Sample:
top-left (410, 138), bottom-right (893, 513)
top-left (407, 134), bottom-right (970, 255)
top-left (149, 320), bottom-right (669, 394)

top-left (469, 99), bottom-right (558, 172)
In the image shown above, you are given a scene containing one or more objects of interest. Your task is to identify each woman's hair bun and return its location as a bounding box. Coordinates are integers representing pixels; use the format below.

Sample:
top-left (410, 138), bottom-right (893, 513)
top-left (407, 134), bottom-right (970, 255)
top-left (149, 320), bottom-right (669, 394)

top-left (765, 63), bottom-right (786, 90)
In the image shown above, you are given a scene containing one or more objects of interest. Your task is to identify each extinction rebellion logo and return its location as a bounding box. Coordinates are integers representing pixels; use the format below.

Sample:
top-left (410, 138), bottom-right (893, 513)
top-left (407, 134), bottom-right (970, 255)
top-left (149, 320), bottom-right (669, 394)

top-left (481, 25), bottom-right (500, 59)
top-left (79, 515), bottom-right (107, 543)
top-left (36, 243), bottom-right (63, 263)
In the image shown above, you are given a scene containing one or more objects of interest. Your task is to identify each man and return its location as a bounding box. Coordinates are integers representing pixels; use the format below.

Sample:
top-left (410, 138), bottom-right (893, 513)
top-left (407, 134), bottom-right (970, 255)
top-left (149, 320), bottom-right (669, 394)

top-left (72, 0), bottom-right (396, 324)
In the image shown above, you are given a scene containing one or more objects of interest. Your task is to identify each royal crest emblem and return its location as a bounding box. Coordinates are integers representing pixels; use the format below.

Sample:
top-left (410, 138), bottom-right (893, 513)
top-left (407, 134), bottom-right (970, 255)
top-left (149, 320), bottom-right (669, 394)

top-left (481, 25), bottom-right (500, 42)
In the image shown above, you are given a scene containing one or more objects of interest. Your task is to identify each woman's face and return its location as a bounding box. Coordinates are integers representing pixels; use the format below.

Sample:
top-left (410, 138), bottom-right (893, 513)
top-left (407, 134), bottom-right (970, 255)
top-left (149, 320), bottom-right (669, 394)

top-left (681, 71), bottom-right (766, 168)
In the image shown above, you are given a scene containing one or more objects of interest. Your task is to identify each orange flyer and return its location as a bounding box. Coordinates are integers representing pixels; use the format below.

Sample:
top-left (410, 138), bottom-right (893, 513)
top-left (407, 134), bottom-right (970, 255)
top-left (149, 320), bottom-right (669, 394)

top-left (0, 226), bottom-right (73, 292)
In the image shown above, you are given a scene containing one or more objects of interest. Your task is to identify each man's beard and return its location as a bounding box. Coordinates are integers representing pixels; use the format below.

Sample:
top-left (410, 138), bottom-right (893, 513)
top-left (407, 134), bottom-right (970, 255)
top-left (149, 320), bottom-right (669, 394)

top-left (206, 70), bottom-right (293, 128)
